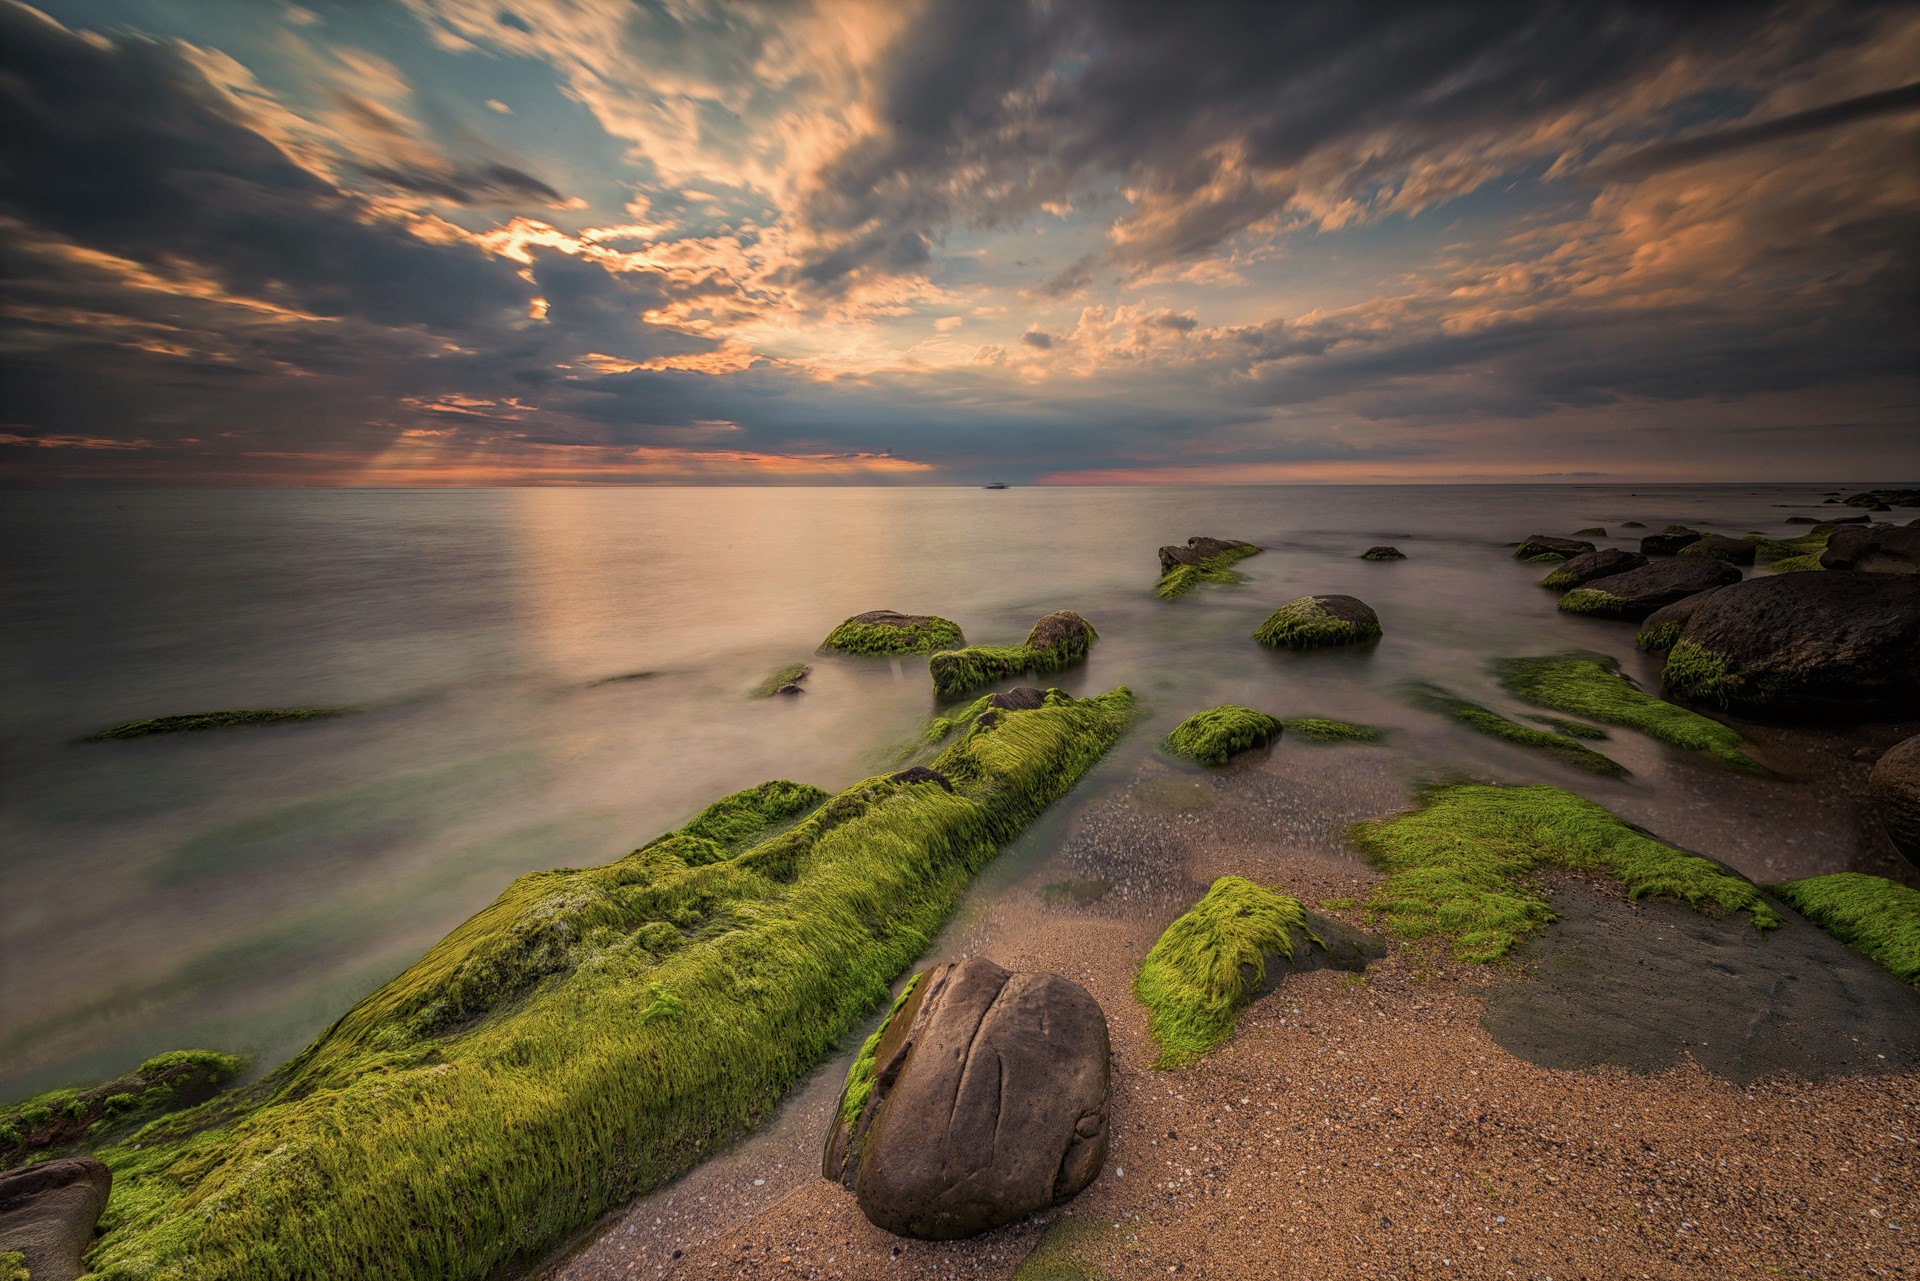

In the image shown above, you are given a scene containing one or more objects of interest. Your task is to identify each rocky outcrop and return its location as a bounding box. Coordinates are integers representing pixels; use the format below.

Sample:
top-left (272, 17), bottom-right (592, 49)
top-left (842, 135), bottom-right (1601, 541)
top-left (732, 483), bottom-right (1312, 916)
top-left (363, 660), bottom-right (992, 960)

top-left (824, 958), bottom-right (1109, 1240)
top-left (1821, 523), bottom-right (1920, 573)
top-left (1639, 530), bottom-right (1703, 556)
top-left (0, 1158), bottom-right (112, 1281)
top-left (820, 611), bottom-right (966, 656)
top-left (1653, 572), bottom-right (1920, 720)
top-left (1678, 534), bottom-right (1757, 565)
top-left (1557, 559), bottom-right (1742, 621)
top-left (1869, 735), bottom-right (1920, 861)
top-left (1157, 536), bottom-right (1259, 573)
top-left (1360, 546), bottom-right (1406, 560)
top-left (1539, 547), bottom-right (1647, 591)
top-left (1253, 595), bottom-right (1382, 648)
top-left (1513, 535), bottom-right (1594, 562)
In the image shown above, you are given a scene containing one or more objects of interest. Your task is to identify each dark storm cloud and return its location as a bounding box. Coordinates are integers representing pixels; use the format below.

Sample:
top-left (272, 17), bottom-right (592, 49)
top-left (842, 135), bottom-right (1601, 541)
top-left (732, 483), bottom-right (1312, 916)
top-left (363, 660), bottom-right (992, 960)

top-left (1587, 80), bottom-right (1920, 179)
top-left (355, 160), bottom-right (565, 206)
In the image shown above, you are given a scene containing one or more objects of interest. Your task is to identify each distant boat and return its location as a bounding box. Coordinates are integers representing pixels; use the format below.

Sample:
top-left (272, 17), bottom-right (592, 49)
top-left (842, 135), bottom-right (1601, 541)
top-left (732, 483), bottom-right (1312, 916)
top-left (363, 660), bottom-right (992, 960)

top-left (983, 481), bottom-right (1009, 489)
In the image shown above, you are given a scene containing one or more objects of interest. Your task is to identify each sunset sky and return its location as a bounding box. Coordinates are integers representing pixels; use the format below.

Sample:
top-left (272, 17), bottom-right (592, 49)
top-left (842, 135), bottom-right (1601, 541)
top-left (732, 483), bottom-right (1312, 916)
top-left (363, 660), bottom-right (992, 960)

top-left (2, 0), bottom-right (1915, 485)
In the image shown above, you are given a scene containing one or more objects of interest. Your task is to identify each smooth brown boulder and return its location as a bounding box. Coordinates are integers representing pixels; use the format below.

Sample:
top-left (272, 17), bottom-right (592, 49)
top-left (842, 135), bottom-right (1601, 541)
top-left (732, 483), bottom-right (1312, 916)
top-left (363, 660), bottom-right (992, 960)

top-left (1822, 523), bottom-right (1920, 573)
top-left (823, 957), bottom-right (1110, 1240)
top-left (1540, 547), bottom-right (1646, 590)
top-left (987, 686), bottom-right (1049, 711)
top-left (1869, 735), bottom-right (1920, 861)
top-left (0, 1158), bottom-right (111, 1281)
top-left (1560, 558), bottom-right (1742, 620)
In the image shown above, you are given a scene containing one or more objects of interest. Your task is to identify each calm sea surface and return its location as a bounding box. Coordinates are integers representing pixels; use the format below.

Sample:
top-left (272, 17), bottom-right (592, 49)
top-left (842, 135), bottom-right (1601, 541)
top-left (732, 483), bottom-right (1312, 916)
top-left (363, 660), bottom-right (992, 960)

top-left (0, 484), bottom-right (1897, 1098)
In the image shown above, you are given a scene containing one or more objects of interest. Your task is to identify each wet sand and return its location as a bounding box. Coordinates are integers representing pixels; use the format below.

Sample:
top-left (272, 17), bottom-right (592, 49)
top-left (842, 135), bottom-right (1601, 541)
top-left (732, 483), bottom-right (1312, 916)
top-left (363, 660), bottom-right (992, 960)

top-left (546, 732), bottom-right (1920, 1281)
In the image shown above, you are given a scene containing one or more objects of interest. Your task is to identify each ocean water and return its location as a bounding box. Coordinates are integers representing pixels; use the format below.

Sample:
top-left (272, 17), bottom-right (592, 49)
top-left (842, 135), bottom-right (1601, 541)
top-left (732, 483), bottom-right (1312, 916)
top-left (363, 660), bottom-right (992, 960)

top-left (0, 483), bottom-right (1905, 1100)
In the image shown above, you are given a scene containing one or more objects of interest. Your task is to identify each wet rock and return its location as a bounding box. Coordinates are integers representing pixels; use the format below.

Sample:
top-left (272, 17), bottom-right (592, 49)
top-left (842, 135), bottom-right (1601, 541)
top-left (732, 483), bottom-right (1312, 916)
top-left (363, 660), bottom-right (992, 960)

top-left (1845, 489), bottom-right (1920, 509)
top-left (888, 766), bottom-right (954, 792)
top-left (1253, 594), bottom-right (1382, 648)
top-left (1821, 523), bottom-right (1920, 573)
top-left (1639, 530), bottom-right (1703, 556)
top-left (1157, 536), bottom-right (1259, 573)
top-left (820, 611), bottom-right (965, 656)
top-left (1359, 546), bottom-right (1406, 560)
top-left (1869, 734), bottom-right (1920, 860)
top-left (1539, 547), bottom-right (1647, 591)
top-left (1678, 534), bottom-right (1757, 565)
top-left (1025, 610), bottom-right (1097, 657)
top-left (0, 1158), bottom-right (112, 1281)
top-left (1513, 534), bottom-right (1595, 562)
top-left (824, 957), bottom-right (1109, 1240)
top-left (1635, 586), bottom-right (1731, 650)
top-left (1654, 572), bottom-right (1920, 721)
top-left (773, 682), bottom-right (805, 696)
top-left (987, 686), bottom-right (1049, 711)
top-left (1558, 558), bottom-right (1742, 621)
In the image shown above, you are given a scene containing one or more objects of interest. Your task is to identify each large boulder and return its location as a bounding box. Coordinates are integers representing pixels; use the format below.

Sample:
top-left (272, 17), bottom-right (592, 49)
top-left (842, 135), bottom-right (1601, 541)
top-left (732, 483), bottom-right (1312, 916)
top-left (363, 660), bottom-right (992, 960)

top-left (1821, 523), bottom-right (1920, 573)
top-left (1253, 594), bottom-right (1382, 648)
top-left (823, 958), bottom-right (1110, 1239)
top-left (0, 1158), bottom-right (112, 1281)
top-left (1678, 534), bottom-right (1757, 565)
top-left (820, 611), bottom-right (965, 656)
top-left (1157, 536), bottom-right (1258, 573)
top-left (1640, 530), bottom-right (1703, 556)
top-left (1513, 535), bottom-right (1594, 562)
top-left (1557, 559), bottom-right (1742, 621)
top-left (1653, 573), bottom-right (1920, 720)
top-left (1869, 735), bottom-right (1920, 861)
top-left (1539, 547), bottom-right (1647, 591)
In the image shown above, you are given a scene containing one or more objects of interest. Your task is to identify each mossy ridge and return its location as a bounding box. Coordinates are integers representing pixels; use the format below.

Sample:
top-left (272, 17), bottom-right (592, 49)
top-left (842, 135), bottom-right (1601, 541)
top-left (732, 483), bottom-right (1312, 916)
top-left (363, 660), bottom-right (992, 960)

top-left (1495, 653), bottom-right (1761, 770)
top-left (1766, 554), bottom-right (1825, 574)
top-left (0, 1050), bottom-right (245, 1170)
top-left (927, 612), bottom-right (1097, 699)
top-left (1280, 716), bottom-right (1386, 744)
top-left (81, 708), bottom-right (352, 741)
top-left (1525, 714), bottom-right (1610, 740)
top-left (1154, 544), bottom-right (1260, 600)
top-left (1135, 876), bottom-right (1316, 1068)
top-left (1404, 682), bottom-right (1625, 777)
top-left (921, 693), bottom-right (996, 745)
top-left (1773, 874), bottom-right (1920, 984)
top-left (1348, 784), bottom-right (1783, 964)
top-left (836, 973), bottom-right (924, 1125)
top-left (753, 663), bottom-right (809, 697)
top-left (84, 688), bottom-right (1135, 1281)
top-left (642, 779), bottom-right (830, 865)
top-left (1162, 705), bottom-right (1282, 766)
top-left (820, 613), bottom-right (965, 656)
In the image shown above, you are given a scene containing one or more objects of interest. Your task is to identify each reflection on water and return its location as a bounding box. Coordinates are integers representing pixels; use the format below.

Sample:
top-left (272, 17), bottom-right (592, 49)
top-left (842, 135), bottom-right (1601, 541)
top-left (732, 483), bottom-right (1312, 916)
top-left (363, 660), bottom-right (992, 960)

top-left (0, 484), bottom-right (1904, 1097)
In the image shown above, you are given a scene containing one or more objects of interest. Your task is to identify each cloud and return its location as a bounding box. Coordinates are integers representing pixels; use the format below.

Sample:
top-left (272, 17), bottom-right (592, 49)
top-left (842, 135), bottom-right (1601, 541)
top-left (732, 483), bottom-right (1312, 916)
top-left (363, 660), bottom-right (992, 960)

top-left (1584, 79), bottom-right (1920, 179)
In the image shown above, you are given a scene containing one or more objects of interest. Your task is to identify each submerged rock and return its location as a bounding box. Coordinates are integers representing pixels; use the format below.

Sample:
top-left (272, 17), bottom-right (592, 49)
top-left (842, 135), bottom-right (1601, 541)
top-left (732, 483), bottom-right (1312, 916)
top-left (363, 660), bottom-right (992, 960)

top-left (1253, 594), bottom-right (1382, 648)
top-left (1654, 572), bottom-right (1920, 720)
top-left (1538, 547), bottom-right (1646, 591)
top-left (1359, 546), bottom-right (1406, 560)
top-left (820, 611), bottom-right (965, 656)
top-left (824, 957), bottom-right (1109, 1240)
top-left (1678, 534), bottom-right (1757, 565)
top-left (1156, 536), bottom-right (1259, 573)
top-left (0, 1158), bottom-right (112, 1281)
top-left (1869, 735), bottom-right (1920, 861)
top-left (1821, 523), bottom-right (1920, 573)
top-left (1557, 559), bottom-right (1742, 621)
top-left (1639, 530), bottom-right (1703, 556)
top-left (1512, 534), bottom-right (1595, 562)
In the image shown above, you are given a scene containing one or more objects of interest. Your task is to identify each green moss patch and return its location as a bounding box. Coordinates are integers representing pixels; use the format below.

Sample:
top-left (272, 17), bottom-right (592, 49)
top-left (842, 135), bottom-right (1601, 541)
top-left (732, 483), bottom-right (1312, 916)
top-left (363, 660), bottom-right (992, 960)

top-left (1349, 784), bottom-right (1782, 964)
top-left (0, 1251), bottom-right (25, 1281)
top-left (82, 708), bottom-right (352, 741)
top-left (1, 1050), bottom-right (245, 1169)
top-left (1405, 682), bottom-right (1624, 777)
top-left (1556, 587), bottom-right (1630, 617)
top-left (1155, 543), bottom-right (1260, 599)
top-left (921, 693), bottom-right (996, 745)
top-left (1773, 874), bottom-right (1920, 984)
top-left (1280, 716), bottom-right (1386, 744)
top-left (1253, 596), bottom-right (1381, 649)
top-left (1495, 653), bottom-right (1761, 769)
top-left (820, 612), bottom-right (965, 656)
top-left (1660, 639), bottom-right (1743, 707)
top-left (1767, 554), bottom-right (1826, 574)
top-left (928, 611), bottom-right (1096, 699)
top-left (1162, 705), bottom-right (1282, 765)
top-left (1525, 715), bottom-right (1610, 740)
top-left (836, 973), bottom-right (924, 1125)
top-left (82, 688), bottom-right (1134, 1281)
top-left (753, 662), bottom-right (810, 697)
top-left (1135, 876), bottom-right (1315, 1068)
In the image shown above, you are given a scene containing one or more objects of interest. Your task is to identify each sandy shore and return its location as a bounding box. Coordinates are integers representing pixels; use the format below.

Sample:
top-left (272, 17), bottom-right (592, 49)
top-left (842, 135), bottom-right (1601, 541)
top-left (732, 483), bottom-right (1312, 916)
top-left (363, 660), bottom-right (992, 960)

top-left (547, 736), bottom-right (1920, 1281)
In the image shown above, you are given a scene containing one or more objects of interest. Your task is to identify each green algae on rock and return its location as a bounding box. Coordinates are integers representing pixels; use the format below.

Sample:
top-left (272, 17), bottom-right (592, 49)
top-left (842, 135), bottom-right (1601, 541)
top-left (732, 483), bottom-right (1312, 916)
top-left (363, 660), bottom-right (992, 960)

top-left (0, 1050), bottom-right (245, 1169)
top-left (1253, 594), bottom-right (1381, 649)
top-left (1349, 784), bottom-right (1782, 964)
top-left (927, 610), bottom-right (1097, 698)
top-left (835, 973), bottom-right (925, 1126)
top-left (1359, 546), bottom-right (1407, 561)
top-left (1494, 653), bottom-right (1761, 769)
top-left (81, 707), bottom-right (352, 741)
top-left (1154, 537), bottom-right (1261, 599)
top-left (81, 687), bottom-right (1135, 1281)
top-left (753, 662), bottom-right (811, 697)
top-left (1162, 705), bottom-right (1282, 765)
top-left (1134, 876), bottom-right (1315, 1068)
top-left (1280, 716), bottom-right (1386, 744)
top-left (820, 610), bottom-right (966, 656)
top-left (1774, 873), bottom-right (1920, 983)
top-left (1404, 682), bottom-right (1625, 777)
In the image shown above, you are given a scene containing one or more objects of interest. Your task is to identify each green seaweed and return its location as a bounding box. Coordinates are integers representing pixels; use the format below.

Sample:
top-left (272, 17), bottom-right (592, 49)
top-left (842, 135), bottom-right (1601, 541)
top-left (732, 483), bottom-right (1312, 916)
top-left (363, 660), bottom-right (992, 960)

top-left (81, 708), bottom-right (352, 742)
top-left (1279, 717), bottom-right (1386, 744)
top-left (1525, 715), bottom-right (1610, 740)
top-left (1495, 653), bottom-right (1761, 769)
top-left (1660, 639), bottom-right (1744, 707)
top-left (1, 1050), bottom-right (246, 1170)
top-left (1556, 587), bottom-right (1630, 618)
top-left (82, 688), bottom-right (1135, 1281)
top-left (0, 1251), bottom-right (25, 1281)
top-left (1349, 783), bottom-right (1782, 963)
top-left (1774, 874), bottom-right (1920, 984)
top-left (1155, 543), bottom-right (1260, 599)
top-left (836, 973), bottom-right (924, 1125)
top-left (1134, 876), bottom-right (1315, 1068)
top-left (820, 614), bottom-right (965, 656)
top-left (927, 613), bottom-right (1097, 699)
top-left (1162, 705), bottom-right (1282, 765)
top-left (752, 662), bottom-right (810, 697)
top-left (1404, 682), bottom-right (1625, 776)
top-left (1767, 554), bottom-right (1825, 574)
top-left (921, 693), bottom-right (996, 745)
top-left (1635, 619), bottom-right (1685, 652)
top-left (1253, 598), bottom-right (1381, 649)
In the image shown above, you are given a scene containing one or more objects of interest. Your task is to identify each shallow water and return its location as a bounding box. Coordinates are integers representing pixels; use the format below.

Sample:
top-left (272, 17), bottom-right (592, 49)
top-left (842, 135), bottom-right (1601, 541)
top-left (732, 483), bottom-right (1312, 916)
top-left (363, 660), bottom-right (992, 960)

top-left (0, 483), bottom-right (1905, 1098)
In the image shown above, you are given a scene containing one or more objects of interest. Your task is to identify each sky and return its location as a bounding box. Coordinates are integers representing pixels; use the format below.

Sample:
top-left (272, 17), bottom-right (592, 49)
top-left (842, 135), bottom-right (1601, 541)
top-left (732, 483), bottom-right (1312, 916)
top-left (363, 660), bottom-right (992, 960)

top-left (1, 0), bottom-right (1915, 486)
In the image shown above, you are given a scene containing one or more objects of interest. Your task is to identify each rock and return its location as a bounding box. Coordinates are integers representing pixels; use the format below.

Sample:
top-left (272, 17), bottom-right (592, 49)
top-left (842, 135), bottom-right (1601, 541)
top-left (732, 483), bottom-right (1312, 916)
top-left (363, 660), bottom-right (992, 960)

top-left (820, 611), bottom-right (965, 656)
top-left (824, 958), bottom-right (1109, 1239)
top-left (1538, 547), bottom-right (1647, 591)
top-left (1253, 594), bottom-right (1382, 648)
top-left (1820, 523), bottom-right (1920, 573)
top-left (0, 1158), bottom-right (112, 1281)
top-left (1869, 735), bottom-right (1920, 860)
top-left (1513, 534), bottom-right (1595, 562)
top-left (1829, 514), bottom-right (1872, 525)
top-left (773, 682), bottom-right (805, 696)
top-left (1157, 536), bottom-right (1258, 573)
top-left (1635, 586), bottom-right (1730, 651)
top-left (1639, 530), bottom-right (1703, 556)
top-left (1558, 559), bottom-right (1742, 621)
top-left (1359, 546), bottom-right (1406, 560)
top-left (1845, 489), bottom-right (1920, 509)
top-left (1024, 610), bottom-right (1097, 656)
top-left (1654, 572), bottom-right (1920, 720)
top-left (1678, 534), bottom-right (1757, 565)
top-left (987, 686), bottom-right (1048, 711)
top-left (888, 766), bottom-right (954, 792)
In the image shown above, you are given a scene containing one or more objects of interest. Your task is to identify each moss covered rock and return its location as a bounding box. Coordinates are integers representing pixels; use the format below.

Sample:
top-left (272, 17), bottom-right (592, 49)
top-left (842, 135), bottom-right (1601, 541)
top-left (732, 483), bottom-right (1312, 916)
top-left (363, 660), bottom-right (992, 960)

top-left (1254, 594), bottom-right (1381, 648)
top-left (1678, 534), bottom-right (1757, 565)
top-left (927, 611), bottom-right (1097, 698)
top-left (1538, 547), bottom-right (1646, 591)
top-left (1162, 705), bottom-right (1282, 765)
top-left (1821, 523), bottom-right (1920, 573)
top-left (1639, 530), bottom-right (1702, 557)
top-left (1154, 537), bottom-right (1260, 599)
top-left (820, 611), bottom-right (965, 656)
top-left (1512, 534), bottom-right (1594, 562)
top-left (1557, 558), bottom-right (1742, 621)
top-left (1869, 734), bottom-right (1920, 862)
top-left (1773, 873), bottom-right (1920, 983)
top-left (1359, 546), bottom-right (1406, 561)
